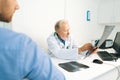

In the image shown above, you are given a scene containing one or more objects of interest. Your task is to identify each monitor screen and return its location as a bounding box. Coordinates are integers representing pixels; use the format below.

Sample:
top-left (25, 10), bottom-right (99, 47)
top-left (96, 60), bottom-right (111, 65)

top-left (113, 32), bottom-right (120, 53)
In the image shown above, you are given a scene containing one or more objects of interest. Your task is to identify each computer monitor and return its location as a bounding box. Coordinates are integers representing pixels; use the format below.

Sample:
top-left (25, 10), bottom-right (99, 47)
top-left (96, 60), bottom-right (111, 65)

top-left (113, 32), bottom-right (120, 53)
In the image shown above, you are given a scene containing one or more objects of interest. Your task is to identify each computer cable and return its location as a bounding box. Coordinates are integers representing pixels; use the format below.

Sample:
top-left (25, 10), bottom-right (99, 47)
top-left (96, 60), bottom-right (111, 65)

top-left (110, 54), bottom-right (118, 62)
top-left (104, 63), bottom-right (120, 80)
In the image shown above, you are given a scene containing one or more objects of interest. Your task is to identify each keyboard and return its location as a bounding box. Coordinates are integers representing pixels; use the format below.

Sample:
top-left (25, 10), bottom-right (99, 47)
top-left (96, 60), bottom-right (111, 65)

top-left (110, 53), bottom-right (120, 58)
top-left (97, 51), bottom-right (114, 61)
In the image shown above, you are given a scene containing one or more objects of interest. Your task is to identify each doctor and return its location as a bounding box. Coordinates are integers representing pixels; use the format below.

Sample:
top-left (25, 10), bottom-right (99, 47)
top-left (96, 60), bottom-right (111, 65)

top-left (47, 19), bottom-right (95, 59)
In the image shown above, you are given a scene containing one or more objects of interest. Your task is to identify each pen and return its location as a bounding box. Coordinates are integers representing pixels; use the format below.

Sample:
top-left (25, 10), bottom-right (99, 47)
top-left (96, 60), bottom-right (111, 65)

top-left (84, 51), bottom-right (90, 59)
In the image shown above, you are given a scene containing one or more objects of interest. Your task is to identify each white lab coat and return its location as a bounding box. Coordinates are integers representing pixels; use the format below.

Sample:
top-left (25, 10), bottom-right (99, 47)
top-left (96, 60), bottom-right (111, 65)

top-left (47, 32), bottom-right (80, 60)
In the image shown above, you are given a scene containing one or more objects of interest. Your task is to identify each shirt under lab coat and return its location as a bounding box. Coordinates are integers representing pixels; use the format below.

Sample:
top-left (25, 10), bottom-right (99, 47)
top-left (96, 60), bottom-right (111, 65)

top-left (47, 32), bottom-right (82, 60)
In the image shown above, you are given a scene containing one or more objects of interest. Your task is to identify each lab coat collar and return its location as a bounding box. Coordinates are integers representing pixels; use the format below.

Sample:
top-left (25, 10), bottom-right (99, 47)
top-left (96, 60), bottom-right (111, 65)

top-left (54, 32), bottom-right (65, 45)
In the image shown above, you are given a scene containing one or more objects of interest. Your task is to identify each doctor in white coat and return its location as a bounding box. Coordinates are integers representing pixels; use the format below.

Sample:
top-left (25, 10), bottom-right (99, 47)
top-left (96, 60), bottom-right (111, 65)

top-left (47, 20), bottom-right (94, 59)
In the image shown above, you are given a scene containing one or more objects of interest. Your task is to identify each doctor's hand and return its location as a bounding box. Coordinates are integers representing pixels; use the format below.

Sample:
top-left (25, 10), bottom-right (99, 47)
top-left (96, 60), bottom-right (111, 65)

top-left (78, 43), bottom-right (94, 53)
top-left (91, 47), bottom-right (98, 54)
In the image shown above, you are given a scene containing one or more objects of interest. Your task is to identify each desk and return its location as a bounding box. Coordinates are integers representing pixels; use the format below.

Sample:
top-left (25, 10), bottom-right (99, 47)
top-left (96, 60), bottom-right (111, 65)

top-left (51, 49), bottom-right (120, 80)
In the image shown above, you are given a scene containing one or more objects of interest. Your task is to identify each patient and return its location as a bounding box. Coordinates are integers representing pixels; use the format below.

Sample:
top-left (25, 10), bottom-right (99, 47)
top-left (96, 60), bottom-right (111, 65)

top-left (0, 0), bottom-right (65, 80)
top-left (47, 19), bottom-right (96, 59)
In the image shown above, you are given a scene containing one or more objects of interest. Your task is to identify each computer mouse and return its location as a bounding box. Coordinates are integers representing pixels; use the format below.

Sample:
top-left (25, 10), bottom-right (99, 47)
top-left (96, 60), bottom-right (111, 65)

top-left (93, 59), bottom-right (103, 64)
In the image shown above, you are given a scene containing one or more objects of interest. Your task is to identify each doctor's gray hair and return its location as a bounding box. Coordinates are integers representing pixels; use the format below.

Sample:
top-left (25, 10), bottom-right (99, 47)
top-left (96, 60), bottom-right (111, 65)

top-left (55, 19), bottom-right (68, 31)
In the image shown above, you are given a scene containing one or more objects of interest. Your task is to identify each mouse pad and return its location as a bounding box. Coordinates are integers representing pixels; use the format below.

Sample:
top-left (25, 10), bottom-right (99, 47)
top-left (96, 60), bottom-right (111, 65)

top-left (58, 61), bottom-right (89, 72)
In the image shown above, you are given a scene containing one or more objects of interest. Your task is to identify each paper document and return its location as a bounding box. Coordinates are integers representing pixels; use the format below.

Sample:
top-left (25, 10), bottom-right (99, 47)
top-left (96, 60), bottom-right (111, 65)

top-left (97, 25), bottom-right (115, 47)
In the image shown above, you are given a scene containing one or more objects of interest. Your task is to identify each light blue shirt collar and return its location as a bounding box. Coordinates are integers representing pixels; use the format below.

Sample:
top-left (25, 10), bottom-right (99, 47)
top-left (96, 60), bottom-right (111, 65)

top-left (0, 21), bottom-right (12, 29)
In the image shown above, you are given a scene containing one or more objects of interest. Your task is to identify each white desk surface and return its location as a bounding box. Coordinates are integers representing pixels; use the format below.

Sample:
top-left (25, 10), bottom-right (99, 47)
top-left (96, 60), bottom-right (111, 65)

top-left (51, 49), bottom-right (120, 80)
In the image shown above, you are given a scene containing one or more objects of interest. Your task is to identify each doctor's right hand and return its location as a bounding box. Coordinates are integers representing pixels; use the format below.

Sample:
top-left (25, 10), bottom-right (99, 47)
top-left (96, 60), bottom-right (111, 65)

top-left (78, 43), bottom-right (94, 53)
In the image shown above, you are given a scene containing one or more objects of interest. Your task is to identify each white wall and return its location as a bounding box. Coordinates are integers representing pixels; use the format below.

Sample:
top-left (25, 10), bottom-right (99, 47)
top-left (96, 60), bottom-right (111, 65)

top-left (13, 0), bottom-right (65, 50)
top-left (97, 0), bottom-right (120, 40)
top-left (12, 0), bottom-right (120, 51)
top-left (65, 0), bottom-right (103, 45)
top-left (98, 0), bottom-right (120, 24)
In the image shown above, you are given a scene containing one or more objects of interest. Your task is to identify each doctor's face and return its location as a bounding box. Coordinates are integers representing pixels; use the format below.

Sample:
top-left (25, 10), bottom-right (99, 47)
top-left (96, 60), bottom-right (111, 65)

top-left (0, 0), bottom-right (19, 22)
top-left (57, 22), bottom-right (70, 40)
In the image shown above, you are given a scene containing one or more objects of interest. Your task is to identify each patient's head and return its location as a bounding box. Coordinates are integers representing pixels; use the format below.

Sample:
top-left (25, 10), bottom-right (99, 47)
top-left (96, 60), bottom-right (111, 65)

top-left (0, 0), bottom-right (19, 22)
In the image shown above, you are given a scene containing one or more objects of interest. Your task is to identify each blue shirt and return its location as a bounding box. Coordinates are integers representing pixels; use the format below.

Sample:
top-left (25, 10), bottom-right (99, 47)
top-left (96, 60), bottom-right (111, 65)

top-left (0, 27), bottom-right (66, 80)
